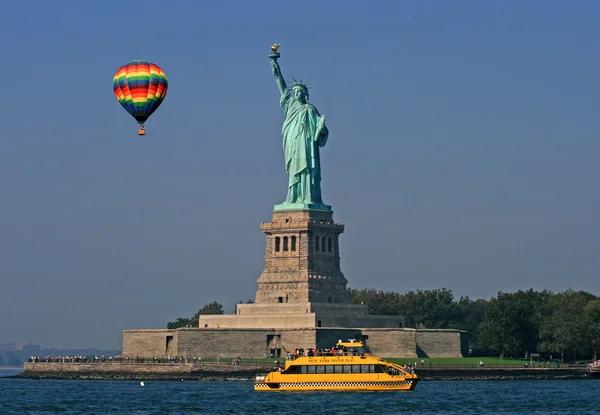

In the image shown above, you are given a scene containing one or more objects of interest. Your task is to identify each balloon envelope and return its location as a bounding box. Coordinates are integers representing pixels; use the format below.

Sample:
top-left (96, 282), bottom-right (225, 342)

top-left (113, 60), bottom-right (168, 125)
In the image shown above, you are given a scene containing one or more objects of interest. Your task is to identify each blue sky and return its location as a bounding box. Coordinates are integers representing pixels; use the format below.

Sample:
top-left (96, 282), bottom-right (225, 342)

top-left (0, 0), bottom-right (598, 349)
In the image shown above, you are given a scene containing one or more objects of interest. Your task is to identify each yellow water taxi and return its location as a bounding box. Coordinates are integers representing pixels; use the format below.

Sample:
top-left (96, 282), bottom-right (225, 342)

top-left (254, 339), bottom-right (418, 391)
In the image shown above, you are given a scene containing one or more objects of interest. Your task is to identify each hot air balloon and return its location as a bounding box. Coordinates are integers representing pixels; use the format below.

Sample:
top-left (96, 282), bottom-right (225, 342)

top-left (112, 60), bottom-right (168, 135)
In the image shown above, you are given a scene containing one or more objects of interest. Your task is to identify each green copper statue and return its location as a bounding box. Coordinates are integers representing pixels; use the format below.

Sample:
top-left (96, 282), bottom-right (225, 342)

top-left (269, 44), bottom-right (331, 211)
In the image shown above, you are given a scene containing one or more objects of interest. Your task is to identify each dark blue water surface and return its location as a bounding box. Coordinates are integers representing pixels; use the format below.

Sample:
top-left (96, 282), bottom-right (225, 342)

top-left (1, 372), bottom-right (599, 414)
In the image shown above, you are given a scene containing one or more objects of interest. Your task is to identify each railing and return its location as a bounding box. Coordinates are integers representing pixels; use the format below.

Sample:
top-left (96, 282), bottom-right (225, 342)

top-left (26, 355), bottom-right (282, 367)
top-left (260, 220), bottom-right (343, 228)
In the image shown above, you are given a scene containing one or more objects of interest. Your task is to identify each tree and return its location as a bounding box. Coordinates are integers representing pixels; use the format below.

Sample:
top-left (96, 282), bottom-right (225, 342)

top-left (412, 288), bottom-right (457, 328)
top-left (167, 317), bottom-right (194, 329)
top-left (348, 287), bottom-right (460, 328)
top-left (348, 288), bottom-right (399, 315)
top-left (166, 301), bottom-right (224, 329)
top-left (197, 301), bottom-right (224, 315)
top-left (539, 289), bottom-right (594, 362)
top-left (479, 289), bottom-right (550, 358)
top-left (584, 299), bottom-right (600, 360)
top-left (346, 286), bottom-right (600, 359)
top-left (479, 293), bottom-right (517, 358)
top-left (453, 297), bottom-right (488, 349)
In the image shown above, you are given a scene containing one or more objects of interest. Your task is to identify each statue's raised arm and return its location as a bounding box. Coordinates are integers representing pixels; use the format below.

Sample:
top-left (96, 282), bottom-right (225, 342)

top-left (269, 44), bottom-right (287, 95)
top-left (271, 60), bottom-right (287, 95)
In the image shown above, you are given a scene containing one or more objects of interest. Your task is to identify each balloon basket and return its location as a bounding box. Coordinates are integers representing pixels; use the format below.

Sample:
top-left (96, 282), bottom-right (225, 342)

top-left (138, 126), bottom-right (146, 136)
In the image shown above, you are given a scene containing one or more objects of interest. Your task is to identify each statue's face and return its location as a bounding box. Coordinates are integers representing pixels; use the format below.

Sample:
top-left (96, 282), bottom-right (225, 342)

top-left (294, 87), bottom-right (308, 103)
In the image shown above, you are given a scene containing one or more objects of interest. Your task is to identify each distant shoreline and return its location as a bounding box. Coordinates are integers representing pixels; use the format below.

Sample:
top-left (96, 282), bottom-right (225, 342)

top-left (0, 366), bottom-right (24, 371)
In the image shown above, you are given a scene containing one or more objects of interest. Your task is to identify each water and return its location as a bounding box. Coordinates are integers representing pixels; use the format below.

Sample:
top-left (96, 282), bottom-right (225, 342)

top-left (0, 368), bottom-right (23, 377)
top-left (0, 375), bottom-right (598, 414)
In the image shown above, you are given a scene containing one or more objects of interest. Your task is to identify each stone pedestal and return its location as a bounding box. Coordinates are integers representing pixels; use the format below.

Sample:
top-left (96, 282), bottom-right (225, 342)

top-left (255, 209), bottom-right (348, 304)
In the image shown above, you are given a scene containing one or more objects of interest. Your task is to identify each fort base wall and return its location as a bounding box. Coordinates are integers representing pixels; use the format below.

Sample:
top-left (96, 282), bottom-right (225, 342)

top-left (122, 328), bottom-right (466, 359)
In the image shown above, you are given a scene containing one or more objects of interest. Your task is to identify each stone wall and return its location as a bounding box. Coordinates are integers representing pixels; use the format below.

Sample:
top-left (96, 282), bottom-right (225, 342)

top-left (24, 362), bottom-right (194, 374)
top-left (360, 329), bottom-right (418, 358)
top-left (123, 327), bottom-right (465, 359)
top-left (177, 328), bottom-right (317, 358)
top-left (123, 330), bottom-right (174, 357)
top-left (199, 314), bottom-right (316, 329)
top-left (236, 303), bottom-right (314, 315)
top-left (177, 329), bottom-right (276, 358)
top-left (310, 303), bottom-right (369, 316)
top-left (279, 329), bottom-right (317, 352)
top-left (22, 362), bottom-right (273, 379)
top-left (236, 302), bottom-right (369, 316)
top-left (123, 328), bottom-right (318, 359)
top-left (415, 329), bottom-right (468, 358)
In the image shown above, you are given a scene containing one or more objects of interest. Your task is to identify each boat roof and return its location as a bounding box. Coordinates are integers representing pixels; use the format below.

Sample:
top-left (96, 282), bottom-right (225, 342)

top-left (336, 339), bottom-right (364, 348)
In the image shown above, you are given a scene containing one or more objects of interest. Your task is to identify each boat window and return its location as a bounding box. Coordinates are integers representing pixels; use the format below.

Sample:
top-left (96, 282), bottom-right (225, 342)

top-left (316, 365), bottom-right (325, 374)
top-left (325, 365), bottom-right (334, 374)
top-left (361, 365), bottom-right (370, 373)
top-left (334, 365), bottom-right (343, 373)
top-left (283, 366), bottom-right (297, 374)
top-left (352, 365), bottom-right (361, 373)
top-left (370, 365), bottom-right (378, 373)
top-left (343, 365), bottom-right (352, 373)
top-left (307, 366), bottom-right (316, 374)
top-left (300, 366), bottom-right (307, 374)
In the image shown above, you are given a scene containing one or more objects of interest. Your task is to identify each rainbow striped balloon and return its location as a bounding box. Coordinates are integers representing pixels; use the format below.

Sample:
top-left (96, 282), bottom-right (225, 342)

top-left (112, 60), bottom-right (168, 130)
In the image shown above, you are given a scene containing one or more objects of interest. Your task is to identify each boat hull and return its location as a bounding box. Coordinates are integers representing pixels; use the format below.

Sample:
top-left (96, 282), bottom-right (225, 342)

top-left (254, 379), bottom-right (418, 391)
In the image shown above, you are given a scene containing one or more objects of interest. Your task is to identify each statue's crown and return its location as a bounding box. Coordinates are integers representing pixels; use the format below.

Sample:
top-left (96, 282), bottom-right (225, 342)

top-left (290, 78), bottom-right (310, 92)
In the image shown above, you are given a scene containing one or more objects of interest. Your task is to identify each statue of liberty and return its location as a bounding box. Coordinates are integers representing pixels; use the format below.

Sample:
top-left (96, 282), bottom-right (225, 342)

top-left (269, 45), bottom-right (331, 211)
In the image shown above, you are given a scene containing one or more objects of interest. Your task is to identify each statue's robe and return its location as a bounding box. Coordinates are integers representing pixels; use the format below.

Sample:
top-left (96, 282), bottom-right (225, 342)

top-left (280, 89), bottom-right (328, 205)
